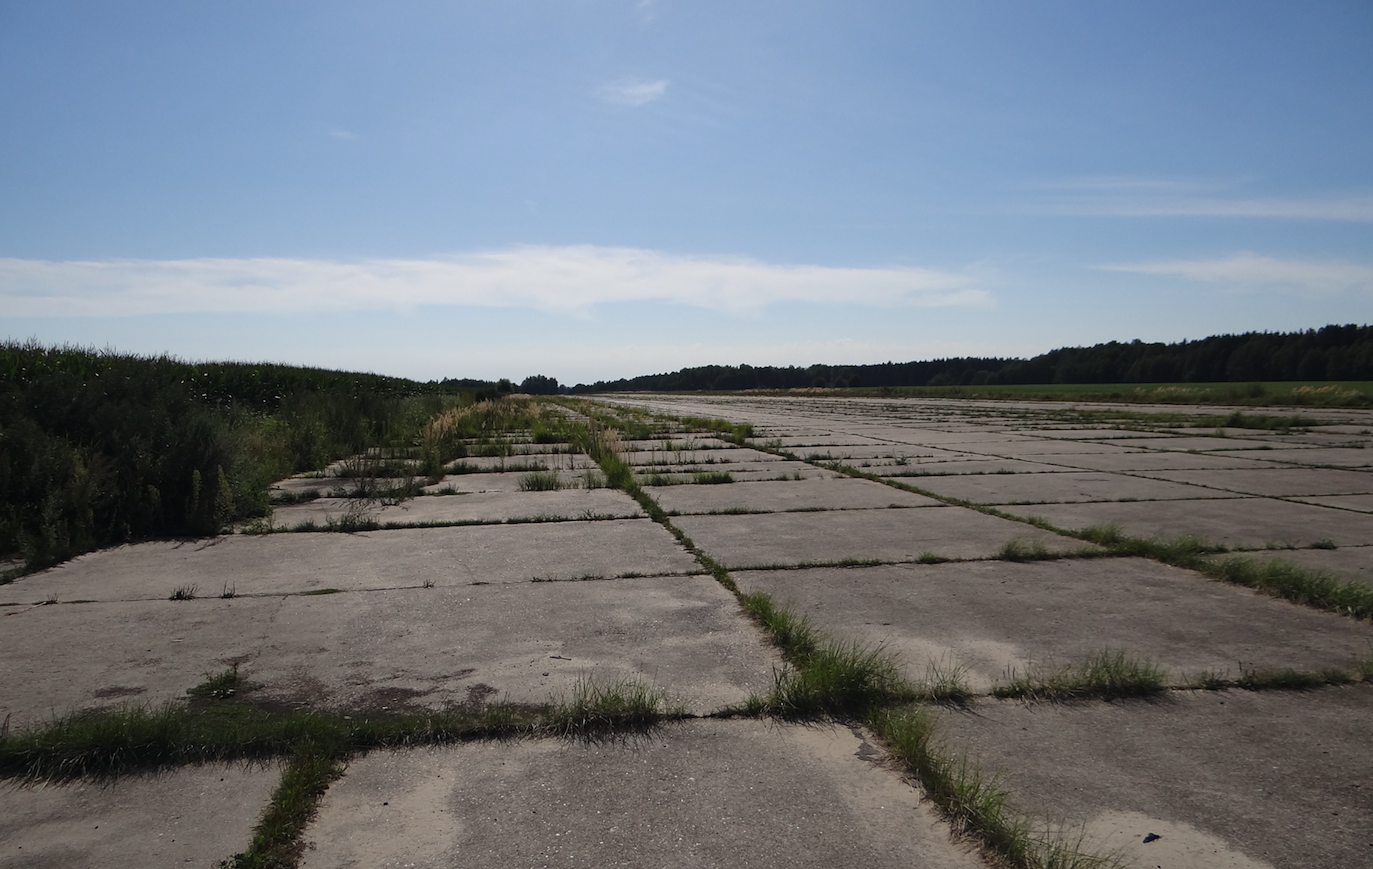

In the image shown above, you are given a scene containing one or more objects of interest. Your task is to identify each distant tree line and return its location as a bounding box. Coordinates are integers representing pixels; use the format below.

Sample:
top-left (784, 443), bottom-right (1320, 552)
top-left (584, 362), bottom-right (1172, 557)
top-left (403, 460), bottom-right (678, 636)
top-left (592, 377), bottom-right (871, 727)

top-left (567, 325), bottom-right (1373, 393)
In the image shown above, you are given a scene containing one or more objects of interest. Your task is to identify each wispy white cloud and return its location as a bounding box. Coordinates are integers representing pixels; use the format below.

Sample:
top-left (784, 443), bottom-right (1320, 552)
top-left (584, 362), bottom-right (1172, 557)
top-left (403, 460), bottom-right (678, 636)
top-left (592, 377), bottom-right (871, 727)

top-left (597, 78), bottom-right (668, 107)
top-left (326, 129), bottom-right (359, 140)
top-left (1098, 252), bottom-right (1373, 295)
top-left (0, 246), bottom-right (989, 318)
top-left (1028, 176), bottom-right (1373, 221)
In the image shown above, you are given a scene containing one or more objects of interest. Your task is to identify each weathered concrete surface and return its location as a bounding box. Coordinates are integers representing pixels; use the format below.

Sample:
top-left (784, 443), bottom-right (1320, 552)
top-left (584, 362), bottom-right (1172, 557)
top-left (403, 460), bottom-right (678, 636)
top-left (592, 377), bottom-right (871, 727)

top-left (1298, 493), bottom-right (1373, 513)
top-left (1037, 450), bottom-right (1281, 472)
top-left (878, 458), bottom-right (1073, 477)
top-left (654, 478), bottom-right (942, 515)
top-left (1207, 447), bottom-right (1373, 468)
top-left (300, 720), bottom-right (982, 869)
top-left (270, 487), bottom-right (643, 527)
top-left (624, 447), bottom-right (784, 466)
top-left (911, 470), bottom-right (1234, 505)
top-left (1086, 436), bottom-right (1282, 453)
top-left (0, 577), bottom-right (776, 726)
top-left (934, 686), bottom-right (1373, 869)
top-left (636, 460), bottom-right (841, 483)
top-left (734, 559), bottom-right (1373, 691)
top-left (0, 762), bottom-right (278, 869)
top-left (449, 454), bottom-right (599, 471)
top-left (1139, 467), bottom-right (1373, 497)
top-left (0, 520), bottom-right (700, 604)
top-left (1007, 497), bottom-right (1373, 548)
top-left (953, 439), bottom-right (1147, 458)
top-left (674, 507), bottom-right (1087, 567)
top-left (420, 469), bottom-right (597, 493)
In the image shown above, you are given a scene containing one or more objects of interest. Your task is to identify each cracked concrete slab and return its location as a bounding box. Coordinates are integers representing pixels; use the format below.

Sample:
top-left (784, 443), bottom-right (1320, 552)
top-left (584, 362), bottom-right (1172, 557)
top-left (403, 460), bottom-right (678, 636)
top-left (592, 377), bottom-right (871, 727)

top-left (299, 719), bottom-right (982, 869)
top-left (654, 478), bottom-right (942, 515)
top-left (0, 762), bottom-right (279, 869)
top-left (1034, 451), bottom-right (1283, 472)
top-left (269, 488), bottom-right (644, 527)
top-left (956, 439), bottom-right (1149, 458)
top-left (933, 686), bottom-right (1373, 869)
top-left (0, 576), bottom-right (775, 726)
top-left (877, 458), bottom-right (1075, 477)
top-left (1137, 468), bottom-right (1373, 497)
top-left (674, 507), bottom-right (1087, 567)
top-left (1006, 498), bottom-right (1373, 549)
top-left (448, 454), bottom-right (599, 471)
top-left (1207, 448), bottom-right (1373, 468)
top-left (733, 559), bottom-right (1373, 691)
top-left (624, 447), bottom-right (784, 466)
top-left (419, 470), bottom-right (598, 494)
top-left (1299, 493), bottom-right (1373, 513)
top-left (911, 470), bottom-right (1236, 505)
top-left (0, 520), bottom-right (700, 605)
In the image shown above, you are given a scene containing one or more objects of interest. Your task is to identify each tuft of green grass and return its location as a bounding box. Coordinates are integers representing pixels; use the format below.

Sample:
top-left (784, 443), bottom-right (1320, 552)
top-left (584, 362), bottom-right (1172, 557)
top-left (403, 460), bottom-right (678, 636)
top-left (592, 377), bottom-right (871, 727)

top-left (741, 592), bottom-right (821, 662)
top-left (187, 664), bottom-right (250, 701)
top-left (995, 538), bottom-right (1054, 562)
top-left (994, 651), bottom-right (1166, 702)
top-left (763, 640), bottom-right (911, 717)
top-left (692, 471), bottom-right (735, 485)
top-left (1076, 524), bottom-right (1222, 568)
top-left (1206, 556), bottom-right (1373, 620)
top-left (517, 470), bottom-right (564, 492)
top-left (919, 658), bottom-right (973, 704)
top-left (169, 584), bottom-right (198, 601)
top-left (581, 469), bottom-right (607, 489)
top-left (543, 677), bottom-right (681, 736)
top-left (1356, 657), bottom-right (1373, 681)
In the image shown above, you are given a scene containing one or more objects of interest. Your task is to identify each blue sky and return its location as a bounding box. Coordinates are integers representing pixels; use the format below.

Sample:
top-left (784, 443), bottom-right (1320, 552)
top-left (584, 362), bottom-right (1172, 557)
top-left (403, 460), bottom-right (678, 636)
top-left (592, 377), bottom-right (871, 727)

top-left (2, 1), bottom-right (1371, 384)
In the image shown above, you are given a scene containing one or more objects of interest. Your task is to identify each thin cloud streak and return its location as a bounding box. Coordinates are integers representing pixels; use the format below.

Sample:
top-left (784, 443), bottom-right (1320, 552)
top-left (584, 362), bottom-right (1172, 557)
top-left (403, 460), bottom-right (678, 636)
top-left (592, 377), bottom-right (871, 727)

top-left (1099, 252), bottom-right (1373, 295)
top-left (598, 78), bottom-right (668, 106)
top-left (0, 246), bottom-right (989, 318)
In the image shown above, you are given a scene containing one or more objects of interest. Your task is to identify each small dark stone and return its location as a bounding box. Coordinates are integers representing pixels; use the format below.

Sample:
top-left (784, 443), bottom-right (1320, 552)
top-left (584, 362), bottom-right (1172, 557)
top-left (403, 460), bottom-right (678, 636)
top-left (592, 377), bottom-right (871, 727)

top-left (1143, 833), bottom-right (1162, 843)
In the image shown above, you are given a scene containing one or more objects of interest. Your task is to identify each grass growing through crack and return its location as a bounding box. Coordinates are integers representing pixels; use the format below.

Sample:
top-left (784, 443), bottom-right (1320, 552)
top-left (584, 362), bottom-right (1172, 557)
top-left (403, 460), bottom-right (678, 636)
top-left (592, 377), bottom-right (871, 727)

top-left (517, 470), bottom-right (564, 491)
top-left (994, 651), bottom-right (1167, 702)
top-left (570, 402), bottom-right (1120, 869)
top-left (869, 705), bottom-right (1118, 869)
top-left (543, 677), bottom-right (683, 736)
top-left (692, 471), bottom-right (735, 484)
top-left (187, 664), bottom-right (250, 701)
top-left (1076, 524), bottom-right (1373, 620)
top-left (1206, 556), bottom-right (1373, 620)
top-left (995, 538), bottom-right (1054, 562)
top-left (2, 668), bottom-right (681, 868)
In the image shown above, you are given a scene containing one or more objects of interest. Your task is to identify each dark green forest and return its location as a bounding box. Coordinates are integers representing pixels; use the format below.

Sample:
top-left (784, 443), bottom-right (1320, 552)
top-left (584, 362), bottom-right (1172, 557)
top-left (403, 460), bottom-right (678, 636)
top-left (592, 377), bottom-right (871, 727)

top-left (0, 342), bottom-right (466, 572)
top-left (568, 325), bottom-right (1373, 393)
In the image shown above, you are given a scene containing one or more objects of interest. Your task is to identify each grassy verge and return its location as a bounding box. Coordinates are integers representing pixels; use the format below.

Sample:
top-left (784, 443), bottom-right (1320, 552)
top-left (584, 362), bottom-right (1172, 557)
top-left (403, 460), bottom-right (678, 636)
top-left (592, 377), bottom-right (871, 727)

top-left (0, 669), bottom-right (682, 868)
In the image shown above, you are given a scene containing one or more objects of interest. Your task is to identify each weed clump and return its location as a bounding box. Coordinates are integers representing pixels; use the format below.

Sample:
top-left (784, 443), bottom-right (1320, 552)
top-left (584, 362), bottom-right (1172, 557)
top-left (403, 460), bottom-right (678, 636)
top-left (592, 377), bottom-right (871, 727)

top-left (543, 678), bottom-right (681, 736)
top-left (1207, 556), bottom-right (1373, 620)
top-left (517, 471), bottom-right (564, 492)
top-left (994, 651), bottom-right (1166, 702)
